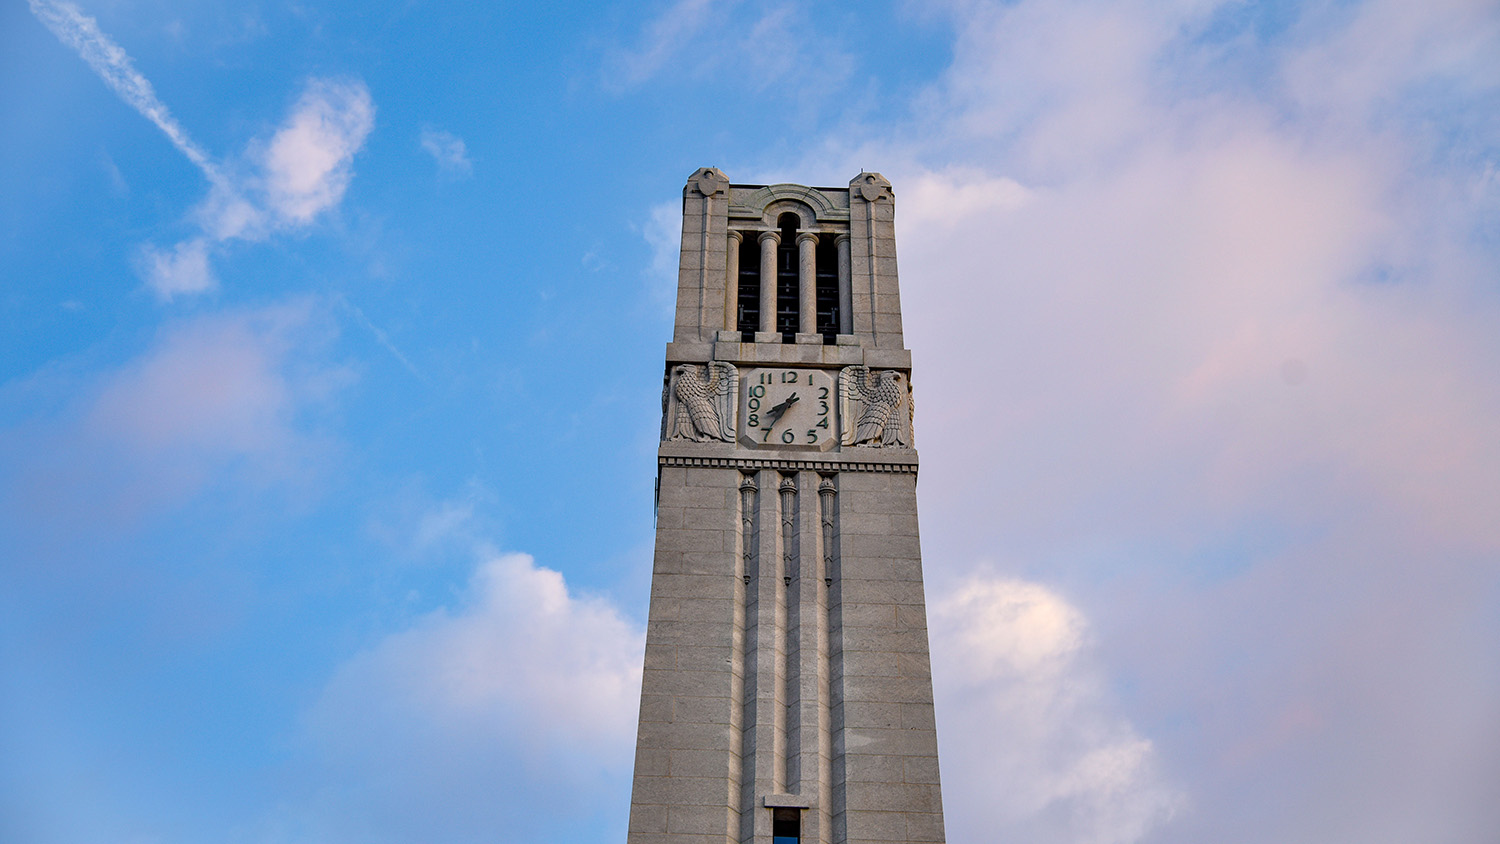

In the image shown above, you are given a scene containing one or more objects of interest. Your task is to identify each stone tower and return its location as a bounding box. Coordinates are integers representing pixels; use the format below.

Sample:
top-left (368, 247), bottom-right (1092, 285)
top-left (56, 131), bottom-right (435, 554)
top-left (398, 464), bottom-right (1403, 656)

top-left (628, 169), bottom-right (944, 844)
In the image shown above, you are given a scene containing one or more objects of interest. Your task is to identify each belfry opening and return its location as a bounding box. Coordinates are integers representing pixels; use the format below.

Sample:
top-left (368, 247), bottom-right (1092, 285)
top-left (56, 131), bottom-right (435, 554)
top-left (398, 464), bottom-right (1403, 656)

top-left (730, 205), bottom-right (847, 345)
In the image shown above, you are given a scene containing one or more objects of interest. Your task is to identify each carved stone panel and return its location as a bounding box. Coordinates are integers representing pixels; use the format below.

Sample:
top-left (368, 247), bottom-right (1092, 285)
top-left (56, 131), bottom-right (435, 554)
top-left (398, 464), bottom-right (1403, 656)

top-left (691, 167), bottom-right (729, 197)
top-left (852, 171), bottom-right (892, 203)
top-left (663, 362), bottom-right (738, 443)
top-left (839, 365), bottom-right (912, 447)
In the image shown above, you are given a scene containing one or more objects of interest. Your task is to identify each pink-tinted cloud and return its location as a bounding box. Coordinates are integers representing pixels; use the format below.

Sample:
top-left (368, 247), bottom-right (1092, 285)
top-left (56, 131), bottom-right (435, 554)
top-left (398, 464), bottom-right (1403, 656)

top-left (1, 300), bottom-right (347, 538)
top-left (792, 1), bottom-right (1500, 841)
top-left (137, 237), bottom-right (217, 301)
top-left (258, 79), bottom-right (376, 227)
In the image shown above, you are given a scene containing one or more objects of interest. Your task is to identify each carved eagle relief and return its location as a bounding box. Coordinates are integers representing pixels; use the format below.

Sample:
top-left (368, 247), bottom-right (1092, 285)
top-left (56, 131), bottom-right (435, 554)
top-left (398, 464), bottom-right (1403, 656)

top-left (840, 365), bottom-right (912, 447)
top-left (663, 362), bottom-right (738, 443)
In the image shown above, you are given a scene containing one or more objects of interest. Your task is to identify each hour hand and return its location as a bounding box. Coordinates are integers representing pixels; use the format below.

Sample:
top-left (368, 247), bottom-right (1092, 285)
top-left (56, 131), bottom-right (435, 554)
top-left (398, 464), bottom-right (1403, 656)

top-left (764, 392), bottom-right (799, 426)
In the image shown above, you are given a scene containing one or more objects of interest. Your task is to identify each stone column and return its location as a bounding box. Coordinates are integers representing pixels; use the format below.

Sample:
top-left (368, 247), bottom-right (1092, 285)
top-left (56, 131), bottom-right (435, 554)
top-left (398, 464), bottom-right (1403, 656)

top-left (836, 234), bottom-right (852, 335)
top-left (798, 232), bottom-right (818, 336)
top-left (726, 230), bottom-right (742, 332)
top-left (759, 231), bottom-right (779, 335)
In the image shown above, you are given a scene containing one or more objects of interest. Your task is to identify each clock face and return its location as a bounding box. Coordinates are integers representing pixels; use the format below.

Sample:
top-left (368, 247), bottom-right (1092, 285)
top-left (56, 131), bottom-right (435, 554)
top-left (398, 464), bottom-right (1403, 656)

top-left (740, 368), bottom-right (837, 450)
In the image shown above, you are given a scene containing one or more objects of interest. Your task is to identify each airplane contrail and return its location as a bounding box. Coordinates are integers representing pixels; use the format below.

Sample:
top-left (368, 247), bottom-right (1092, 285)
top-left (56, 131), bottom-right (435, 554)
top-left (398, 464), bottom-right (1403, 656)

top-left (29, 0), bottom-right (223, 186)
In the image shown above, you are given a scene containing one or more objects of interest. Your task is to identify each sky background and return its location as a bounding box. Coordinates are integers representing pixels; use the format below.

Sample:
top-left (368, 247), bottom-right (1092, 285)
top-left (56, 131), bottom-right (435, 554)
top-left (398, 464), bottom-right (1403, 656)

top-left (2, 1), bottom-right (1498, 842)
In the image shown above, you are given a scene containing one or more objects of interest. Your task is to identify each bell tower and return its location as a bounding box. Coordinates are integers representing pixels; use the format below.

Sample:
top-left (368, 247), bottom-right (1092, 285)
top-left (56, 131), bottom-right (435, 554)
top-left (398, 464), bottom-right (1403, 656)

top-left (629, 169), bottom-right (944, 844)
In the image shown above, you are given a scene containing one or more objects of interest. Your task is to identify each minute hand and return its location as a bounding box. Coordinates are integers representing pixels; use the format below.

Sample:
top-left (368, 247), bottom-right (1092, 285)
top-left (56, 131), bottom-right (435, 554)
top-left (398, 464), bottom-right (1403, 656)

top-left (764, 393), bottom-right (799, 426)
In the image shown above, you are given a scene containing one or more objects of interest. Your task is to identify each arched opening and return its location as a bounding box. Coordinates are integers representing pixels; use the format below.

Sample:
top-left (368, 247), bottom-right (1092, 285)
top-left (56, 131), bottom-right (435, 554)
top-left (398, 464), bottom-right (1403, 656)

top-left (736, 234), bottom-right (760, 340)
top-left (815, 235), bottom-right (839, 342)
top-left (776, 213), bottom-right (801, 342)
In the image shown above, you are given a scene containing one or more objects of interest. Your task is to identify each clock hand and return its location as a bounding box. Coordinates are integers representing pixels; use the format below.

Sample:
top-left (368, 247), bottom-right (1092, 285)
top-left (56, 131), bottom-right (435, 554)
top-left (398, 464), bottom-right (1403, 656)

top-left (764, 392), bottom-right (799, 426)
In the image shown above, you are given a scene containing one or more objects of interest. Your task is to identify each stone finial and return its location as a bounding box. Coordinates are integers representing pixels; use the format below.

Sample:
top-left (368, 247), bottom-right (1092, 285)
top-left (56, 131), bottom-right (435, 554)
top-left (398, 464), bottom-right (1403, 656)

top-left (850, 171), bottom-right (892, 202)
top-left (690, 167), bottom-right (730, 197)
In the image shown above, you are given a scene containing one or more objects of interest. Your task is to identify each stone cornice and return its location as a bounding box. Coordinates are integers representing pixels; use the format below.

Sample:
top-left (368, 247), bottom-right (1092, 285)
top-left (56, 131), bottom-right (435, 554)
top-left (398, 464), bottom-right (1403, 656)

top-left (660, 455), bottom-right (917, 475)
top-left (659, 441), bottom-right (919, 475)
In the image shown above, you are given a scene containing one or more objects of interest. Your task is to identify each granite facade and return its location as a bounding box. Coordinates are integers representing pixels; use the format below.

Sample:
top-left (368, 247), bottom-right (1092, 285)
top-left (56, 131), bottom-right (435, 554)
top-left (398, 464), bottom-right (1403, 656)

top-left (628, 170), bottom-right (943, 844)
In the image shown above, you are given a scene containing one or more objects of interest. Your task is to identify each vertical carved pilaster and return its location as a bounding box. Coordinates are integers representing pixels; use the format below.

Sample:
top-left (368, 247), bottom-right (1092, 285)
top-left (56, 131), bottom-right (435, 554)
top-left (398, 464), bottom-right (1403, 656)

top-left (864, 197), bottom-right (878, 346)
top-left (737, 471), bottom-right (759, 843)
top-left (690, 171), bottom-right (721, 340)
top-left (817, 474), bottom-right (839, 843)
top-left (778, 472), bottom-right (799, 791)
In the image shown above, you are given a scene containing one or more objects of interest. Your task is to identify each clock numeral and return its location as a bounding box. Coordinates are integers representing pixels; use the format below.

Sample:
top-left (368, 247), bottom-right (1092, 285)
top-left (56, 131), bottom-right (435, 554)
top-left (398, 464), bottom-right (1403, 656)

top-left (816, 417), bottom-right (828, 429)
top-left (806, 429), bottom-right (818, 443)
top-left (747, 413), bottom-right (759, 427)
top-left (749, 385), bottom-right (765, 398)
top-left (748, 397), bottom-right (760, 411)
top-left (781, 430), bottom-right (795, 444)
top-left (818, 386), bottom-right (829, 399)
top-left (782, 371), bottom-right (798, 384)
top-left (818, 400), bottom-right (828, 414)
top-left (762, 427), bottom-right (774, 443)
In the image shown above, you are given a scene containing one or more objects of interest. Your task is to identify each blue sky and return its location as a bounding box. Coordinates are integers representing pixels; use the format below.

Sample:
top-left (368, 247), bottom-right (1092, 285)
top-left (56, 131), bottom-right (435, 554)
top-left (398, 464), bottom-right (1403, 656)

top-left (3, 1), bottom-right (1498, 842)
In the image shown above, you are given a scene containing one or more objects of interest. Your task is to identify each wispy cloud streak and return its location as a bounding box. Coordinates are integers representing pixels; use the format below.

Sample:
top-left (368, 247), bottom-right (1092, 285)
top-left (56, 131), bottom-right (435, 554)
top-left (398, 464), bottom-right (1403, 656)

top-left (29, 0), bottom-right (222, 185)
top-left (30, 0), bottom-right (374, 303)
top-left (338, 296), bottom-right (425, 381)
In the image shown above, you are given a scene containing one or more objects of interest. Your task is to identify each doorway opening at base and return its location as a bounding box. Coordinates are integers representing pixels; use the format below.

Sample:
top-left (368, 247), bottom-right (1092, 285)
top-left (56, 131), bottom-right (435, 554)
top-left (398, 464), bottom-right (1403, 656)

top-left (772, 807), bottom-right (801, 844)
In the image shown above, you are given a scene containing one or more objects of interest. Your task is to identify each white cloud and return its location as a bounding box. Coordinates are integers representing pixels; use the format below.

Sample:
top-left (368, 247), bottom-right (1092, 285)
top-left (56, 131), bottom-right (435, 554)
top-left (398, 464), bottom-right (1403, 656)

top-left (184, 79), bottom-right (375, 249)
top-left (316, 552), bottom-right (641, 737)
top-left (901, 168), bottom-right (1031, 229)
top-left (139, 237), bottom-right (216, 301)
top-left (260, 79), bottom-right (375, 225)
top-left (298, 551), bottom-right (642, 842)
top-left (196, 181), bottom-right (266, 242)
top-left (643, 200), bottom-right (681, 307)
top-left (419, 127), bottom-right (473, 176)
top-left (931, 577), bottom-right (1183, 844)
top-left (168, 77), bottom-right (374, 297)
